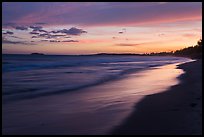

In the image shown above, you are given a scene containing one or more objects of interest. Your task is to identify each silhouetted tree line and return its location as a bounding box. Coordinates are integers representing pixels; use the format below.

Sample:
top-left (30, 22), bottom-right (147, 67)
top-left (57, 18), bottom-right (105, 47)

top-left (145, 39), bottom-right (202, 59)
top-left (174, 39), bottom-right (202, 59)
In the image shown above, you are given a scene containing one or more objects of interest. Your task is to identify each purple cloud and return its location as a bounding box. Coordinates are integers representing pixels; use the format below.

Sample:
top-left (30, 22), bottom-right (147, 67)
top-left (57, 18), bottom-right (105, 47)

top-left (60, 27), bottom-right (87, 35)
top-left (39, 33), bottom-right (49, 37)
top-left (37, 33), bottom-right (66, 39)
top-left (15, 26), bottom-right (28, 30)
top-left (38, 29), bottom-right (48, 33)
top-left (31, 36), bottom-right (38, 38)
top-left (50, 40), bottom-right (61, 42)
top-left (2, 38), bottom-right (35, 45)
top-left (30, 31), bottom-right (40, 35)
top-left (62, 40), bottom-right (79, 42)
top-left (50, 27), bottom-right (87, 35)
top-left (30, 25), bottom-right (43, 31)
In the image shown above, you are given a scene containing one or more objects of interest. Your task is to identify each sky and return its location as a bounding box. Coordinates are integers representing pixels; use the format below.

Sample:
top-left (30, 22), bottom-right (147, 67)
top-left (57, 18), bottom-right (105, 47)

top-left (2, 2), bottom-right (202, 55)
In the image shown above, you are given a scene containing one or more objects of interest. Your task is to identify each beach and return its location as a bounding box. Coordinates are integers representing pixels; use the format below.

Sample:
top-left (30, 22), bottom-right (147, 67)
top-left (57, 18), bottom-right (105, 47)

top-left (2, 56), bottom-right (201, 135)
top-left (111, 60), bottom-right (202, 135)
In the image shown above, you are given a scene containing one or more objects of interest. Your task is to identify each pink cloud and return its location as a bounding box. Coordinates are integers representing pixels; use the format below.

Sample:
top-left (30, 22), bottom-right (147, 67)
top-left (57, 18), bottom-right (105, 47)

top-left (115, 43), bottom-right (141, 47)
top-left (79, 39), bottom-right (112, 44)
top-left (183, 33), bottom-right (198, 38)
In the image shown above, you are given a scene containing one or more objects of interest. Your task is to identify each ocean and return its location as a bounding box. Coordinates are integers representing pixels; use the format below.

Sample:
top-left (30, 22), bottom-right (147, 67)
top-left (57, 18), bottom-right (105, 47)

top-left (2, 54), bottom-right (190, 103)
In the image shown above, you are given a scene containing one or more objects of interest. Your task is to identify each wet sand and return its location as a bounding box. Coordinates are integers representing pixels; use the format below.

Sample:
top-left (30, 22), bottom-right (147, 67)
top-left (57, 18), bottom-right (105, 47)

top-left (111, 60), bottom-right (202, 135)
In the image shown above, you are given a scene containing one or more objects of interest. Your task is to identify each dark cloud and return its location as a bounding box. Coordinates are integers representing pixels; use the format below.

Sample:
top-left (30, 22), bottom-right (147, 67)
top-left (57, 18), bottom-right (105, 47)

top-left (64, 36), bottom-right (71, 38)
top-left (39, 33), bottom-right (49, 37)
top-left (61, 27), bottom-right (87, 35)
top-left (28, 27), bottom-right (86, 42)
top-left (50, 40), bottom-right (61, 42)
top-left (3, 31), bottom-right (14, 35)
top-left (43, 34), bottom-right (66, 38)
top-left (62, 40), bottom-right (79, 42)
top-left (29, 25), bottom-right (48, 33)
top-left (51, 30), bottom-right (61, 34)
top-left (46, 36), bottom-right (54, 39)
top-left (38, 29), bottom-right (48, 33)
top-left (31, 36), bottom-right (38, 38)
top-left (38, 33), bottom-right (65, 39)
top-left (2, 38), bottom-right (35, 45)
top-left (115, 43), bottom-right (141, 46)
top-left (41, 40), bottom-right (49, 42)
top-left (30, 31), bottom-right (40, 35)
top-left (51, 27), bottom-right (87, 35)
top-left (30, 25), bottom-right (43, 31)
top-left (29, 27), bottom-right (86, 41)
top-left (15, 26), bottom-right (28, 30)
top-left (118, 29), bottom-right (126, 34)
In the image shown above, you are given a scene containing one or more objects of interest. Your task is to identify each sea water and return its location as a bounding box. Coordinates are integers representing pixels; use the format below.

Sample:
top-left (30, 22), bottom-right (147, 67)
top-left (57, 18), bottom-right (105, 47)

top-left (2, 54), bottom-right (189, 103)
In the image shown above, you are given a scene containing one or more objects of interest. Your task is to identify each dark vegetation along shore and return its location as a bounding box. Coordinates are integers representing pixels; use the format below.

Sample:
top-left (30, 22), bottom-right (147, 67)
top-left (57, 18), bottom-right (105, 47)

top-left (111, 39), bottom-right (202, 135)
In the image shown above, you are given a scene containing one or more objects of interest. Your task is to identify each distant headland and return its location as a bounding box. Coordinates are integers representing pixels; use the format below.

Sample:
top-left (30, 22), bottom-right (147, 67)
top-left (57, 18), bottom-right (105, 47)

top-left (30, 53), bottom-right (45, 56)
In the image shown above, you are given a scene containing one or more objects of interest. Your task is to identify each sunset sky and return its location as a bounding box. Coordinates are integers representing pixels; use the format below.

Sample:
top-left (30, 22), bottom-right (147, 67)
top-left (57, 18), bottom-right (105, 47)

top-left (2, 2), bottom-right (202, 55)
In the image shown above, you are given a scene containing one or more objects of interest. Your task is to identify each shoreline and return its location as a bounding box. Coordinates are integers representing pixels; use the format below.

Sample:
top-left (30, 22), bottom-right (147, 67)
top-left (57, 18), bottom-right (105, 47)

top-left (111, 59), bottom-right (202, 135)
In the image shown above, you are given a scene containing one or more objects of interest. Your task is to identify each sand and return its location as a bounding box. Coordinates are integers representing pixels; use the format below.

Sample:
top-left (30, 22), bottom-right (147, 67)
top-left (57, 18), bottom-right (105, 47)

top-left (111, 60), bottom-right (202, 135)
